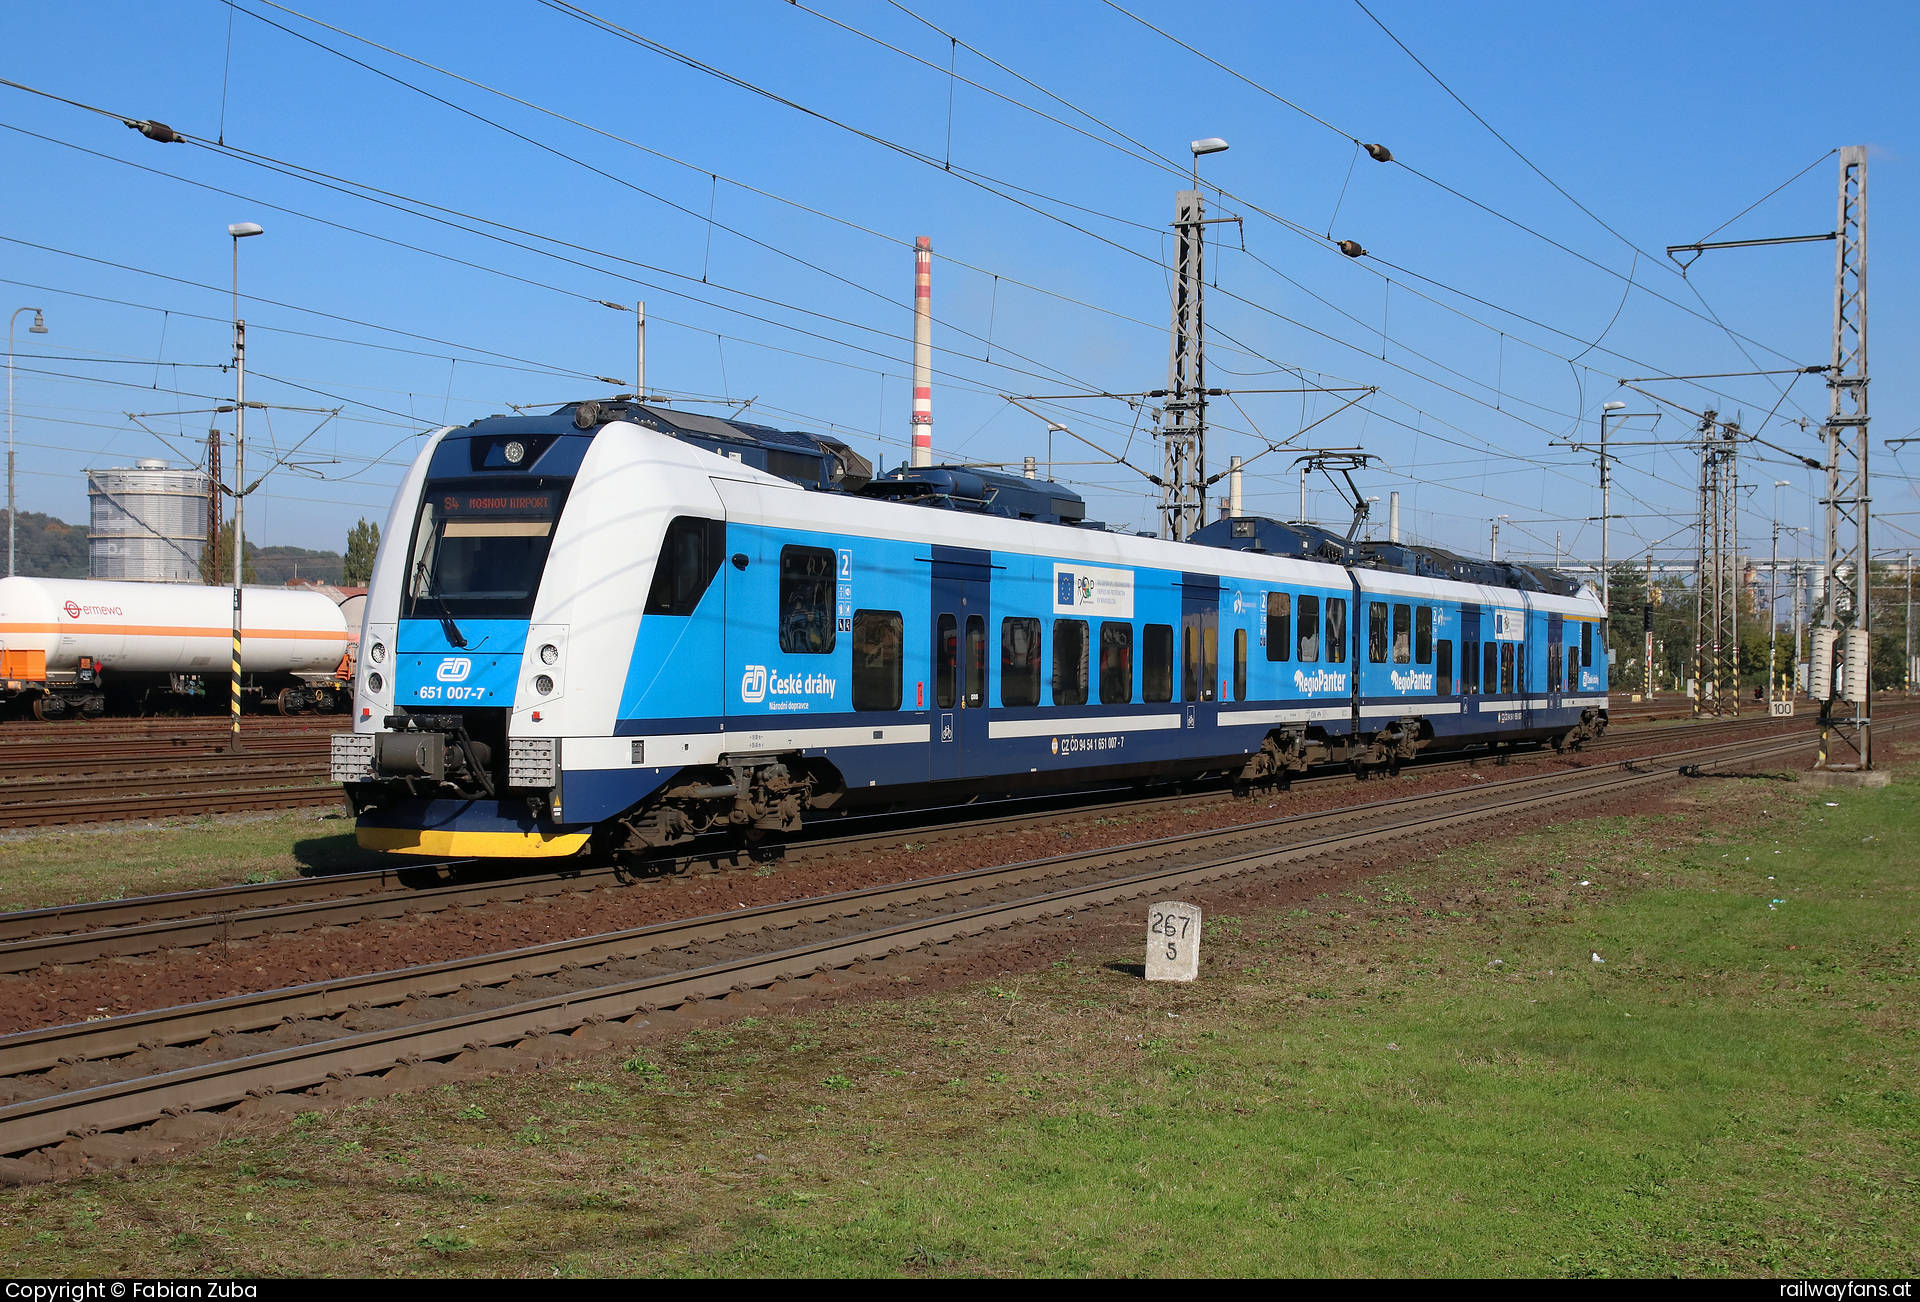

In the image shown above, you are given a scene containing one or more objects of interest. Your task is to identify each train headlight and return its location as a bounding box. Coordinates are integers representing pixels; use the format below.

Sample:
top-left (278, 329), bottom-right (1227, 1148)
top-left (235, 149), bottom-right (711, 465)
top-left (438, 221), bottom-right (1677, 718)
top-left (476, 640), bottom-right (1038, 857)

top-left (533, 674), bottom-right (554, 695)
top-left (367, 671), bottom-right (384, 693)
top-left (504, 440), bottom-right (526, 465)
top-left (370, 642), bottom-right (386, 664)
top-left (539, 643), bottom-right (559, 665)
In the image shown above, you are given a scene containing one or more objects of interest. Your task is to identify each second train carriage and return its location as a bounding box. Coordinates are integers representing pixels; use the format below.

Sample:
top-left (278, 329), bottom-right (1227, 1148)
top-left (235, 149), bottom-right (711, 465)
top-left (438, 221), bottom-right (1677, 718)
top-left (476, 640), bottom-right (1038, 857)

top-left (334, 400), bottom-right (1609, 858)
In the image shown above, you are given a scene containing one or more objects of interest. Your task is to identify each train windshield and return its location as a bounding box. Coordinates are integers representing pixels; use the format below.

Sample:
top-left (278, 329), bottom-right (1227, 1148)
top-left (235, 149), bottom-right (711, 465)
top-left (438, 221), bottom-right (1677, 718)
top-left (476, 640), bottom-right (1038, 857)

top-left (406, 480), bottom-right (569, 620)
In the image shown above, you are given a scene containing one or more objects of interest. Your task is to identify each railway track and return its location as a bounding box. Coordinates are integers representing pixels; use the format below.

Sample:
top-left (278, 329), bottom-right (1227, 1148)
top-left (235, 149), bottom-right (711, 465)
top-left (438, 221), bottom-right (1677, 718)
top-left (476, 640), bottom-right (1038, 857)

top-left (0, 738), bottom-right (327, 773)
top-left (0, 699), bottom-right (1862, 832)
top-left (0, 780), bottom-right (339, 830)
top-left (0, 717), bottom-right (345, 745)
top-left (0, 706), bottom-right (1847, 971)
top-left (0, 719), bottom-right (1892, 1168)
top-left (0, 730), bottom-right (335, 828)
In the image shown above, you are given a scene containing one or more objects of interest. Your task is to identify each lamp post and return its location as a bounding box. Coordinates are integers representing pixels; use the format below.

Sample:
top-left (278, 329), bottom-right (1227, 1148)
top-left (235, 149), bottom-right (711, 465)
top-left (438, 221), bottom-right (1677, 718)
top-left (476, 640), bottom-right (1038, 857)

top-left (226, 222), bottom-right (263, 752)
top-left (1770, 480), bottom-right (1790, 707)
top-left (6, 308), bottom-right (48, 577)
top-left (1491, 515), bottom-right (1508, 562)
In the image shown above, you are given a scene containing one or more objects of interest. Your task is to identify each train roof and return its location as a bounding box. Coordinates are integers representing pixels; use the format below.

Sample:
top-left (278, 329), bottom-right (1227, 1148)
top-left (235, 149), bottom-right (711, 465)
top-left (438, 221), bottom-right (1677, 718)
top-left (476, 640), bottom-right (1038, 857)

top-left (452, 400), bottom-right (1582, 600)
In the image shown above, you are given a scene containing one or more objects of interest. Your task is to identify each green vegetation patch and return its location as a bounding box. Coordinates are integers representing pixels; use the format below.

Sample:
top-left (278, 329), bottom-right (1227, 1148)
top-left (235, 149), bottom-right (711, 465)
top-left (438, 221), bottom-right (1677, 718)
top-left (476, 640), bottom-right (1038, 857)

top-left (0, 808), bottom-right (368, 912)
top-left (1, 767), bottom-right (1914, 1277)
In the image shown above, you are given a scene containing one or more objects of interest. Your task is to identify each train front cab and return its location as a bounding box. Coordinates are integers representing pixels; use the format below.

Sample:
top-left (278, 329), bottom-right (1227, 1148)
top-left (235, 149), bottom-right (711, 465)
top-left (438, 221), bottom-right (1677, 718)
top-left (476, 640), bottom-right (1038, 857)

top-left (347, 421), bottom-right (604, 858)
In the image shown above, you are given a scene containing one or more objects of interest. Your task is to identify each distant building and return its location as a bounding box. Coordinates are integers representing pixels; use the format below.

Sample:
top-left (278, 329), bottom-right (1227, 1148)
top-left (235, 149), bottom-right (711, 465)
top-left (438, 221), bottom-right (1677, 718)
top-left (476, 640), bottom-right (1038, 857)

top-left (87, 458), bottom-right (209, 582)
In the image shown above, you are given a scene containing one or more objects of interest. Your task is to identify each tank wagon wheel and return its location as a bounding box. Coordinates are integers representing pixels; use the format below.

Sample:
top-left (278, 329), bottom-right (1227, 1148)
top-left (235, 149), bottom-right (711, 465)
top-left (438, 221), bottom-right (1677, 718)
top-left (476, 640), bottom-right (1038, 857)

top-left (272, 687), bottom-right (310, 716)
top-left (29, 696), bottom-right (70, 722)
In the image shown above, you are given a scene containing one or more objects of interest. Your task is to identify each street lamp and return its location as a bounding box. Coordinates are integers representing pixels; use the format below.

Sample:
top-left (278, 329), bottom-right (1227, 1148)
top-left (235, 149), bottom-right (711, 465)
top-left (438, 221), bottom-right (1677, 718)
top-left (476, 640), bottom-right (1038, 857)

top-left (1190, 136), bottom-right (1228, 186)
top-left (1770, 480), bottom-right (1791, 708)
top-left (7, 308), bottom-right (48, 578)
top-left (1491, 515), bottom-right (1509, 562)
top-left (226, 222), bottom-right (263, 752)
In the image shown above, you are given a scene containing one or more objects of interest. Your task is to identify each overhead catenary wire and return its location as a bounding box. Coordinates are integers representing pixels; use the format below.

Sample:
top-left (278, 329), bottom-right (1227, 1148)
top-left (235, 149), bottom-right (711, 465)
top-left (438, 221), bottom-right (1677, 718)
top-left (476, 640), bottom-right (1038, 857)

top-left (2, 33), bottom-right (1804, 557)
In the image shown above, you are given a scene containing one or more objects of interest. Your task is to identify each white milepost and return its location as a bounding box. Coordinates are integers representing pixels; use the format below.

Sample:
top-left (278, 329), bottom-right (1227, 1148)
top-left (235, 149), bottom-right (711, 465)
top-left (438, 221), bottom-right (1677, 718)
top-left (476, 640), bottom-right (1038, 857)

top-left (1146, 901), bottom-right (1202, 982)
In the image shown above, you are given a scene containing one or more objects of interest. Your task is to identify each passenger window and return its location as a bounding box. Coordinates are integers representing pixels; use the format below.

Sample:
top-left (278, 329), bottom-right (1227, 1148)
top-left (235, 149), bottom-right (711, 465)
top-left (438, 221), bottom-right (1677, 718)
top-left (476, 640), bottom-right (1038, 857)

top-left (1392, 604), bottom-right (1412, 664)
top-left (1549, 641), bottom-right (1563, 692)
top-left (850, 610), bottom-right (902, 710)
top-left (777, 545), bottom-right (836, 653)
top-left (1465, 640), bottom-right (1478, 692)
top-left (964, 615), bottom-right (986, 707)
top-left (643, 516), bottom-right (724, 616)
top-left (1500, 643), bottom-right (1514, 694)
top-left (1369, 602), bottom-right (1389, 663)
top-left (1297, 595), bottom-right (1321, 663)
top-left (1052, 619), bottom-right (1089, 706)
top-left (1202, 626), bottom-right (1218, 702)
top-left (1142, 624), bottom-right (1173, 702)
top-left (1099, 622), bottom-right (1133, 705)
top-left (935, 613), bottom-right (958, 709)
top-left (1233, 628), bottom-right (1247, 701)
top-left (1265, 592), bottom-right (1290, 662)
top-left (1437, 640), bottom-right (1453, 696)
top-left (1581, 622), bottom-right (1593, 668)
top-left (1415, 607), bottom-right (1433, 664)
top-left (1326, 598), bottom-right (1347, 663)
top-left (1182, 626), bottom-right (1197, 702)
top-left (1485, 642), bottom-right (1499, 694)
top-left (1000, 617), bottom-right (1041, 708)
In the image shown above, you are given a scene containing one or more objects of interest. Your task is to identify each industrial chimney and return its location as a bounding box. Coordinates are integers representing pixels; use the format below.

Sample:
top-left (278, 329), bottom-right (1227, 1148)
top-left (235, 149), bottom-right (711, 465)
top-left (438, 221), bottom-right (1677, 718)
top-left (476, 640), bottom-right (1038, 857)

top-left (911, 237), bottom-right (933, 467)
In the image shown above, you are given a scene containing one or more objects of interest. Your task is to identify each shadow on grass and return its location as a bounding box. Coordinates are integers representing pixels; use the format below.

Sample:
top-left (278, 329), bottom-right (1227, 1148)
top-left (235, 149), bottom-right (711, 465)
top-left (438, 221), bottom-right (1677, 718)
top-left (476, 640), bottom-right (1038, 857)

top-left (1103, 961), bottom-right (1146, 980)
top-left (291, 829), bottom-right (383, 876)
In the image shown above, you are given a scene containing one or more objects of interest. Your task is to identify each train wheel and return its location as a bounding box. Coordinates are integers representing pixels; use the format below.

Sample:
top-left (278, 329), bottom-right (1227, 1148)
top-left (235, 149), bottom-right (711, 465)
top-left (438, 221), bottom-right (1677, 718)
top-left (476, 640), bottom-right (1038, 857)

top-left (30, 696), bottom-right (69, 722)
top-left (272, 687), bottom-right (308, 716)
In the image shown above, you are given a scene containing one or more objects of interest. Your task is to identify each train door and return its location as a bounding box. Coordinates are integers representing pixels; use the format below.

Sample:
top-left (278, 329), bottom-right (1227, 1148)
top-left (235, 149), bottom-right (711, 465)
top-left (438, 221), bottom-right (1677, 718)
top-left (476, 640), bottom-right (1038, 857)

top-left (1179, 573), bottom-right (1220, 734)
top-left (1520, 593), bottom-right (1537, 733)
top-left (1546, 611), bottom-right (1564, 714)
top-left (930, 544), bottom-right (991, 782)
top-left (1460, 604), bottom-right (1482, 723)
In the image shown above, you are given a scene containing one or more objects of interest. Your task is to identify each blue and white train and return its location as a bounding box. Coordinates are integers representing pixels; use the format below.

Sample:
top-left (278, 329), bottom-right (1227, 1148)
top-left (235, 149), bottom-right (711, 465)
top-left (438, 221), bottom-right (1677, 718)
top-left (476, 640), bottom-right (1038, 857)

top-left (332, 398), bottom-right (1609, 859)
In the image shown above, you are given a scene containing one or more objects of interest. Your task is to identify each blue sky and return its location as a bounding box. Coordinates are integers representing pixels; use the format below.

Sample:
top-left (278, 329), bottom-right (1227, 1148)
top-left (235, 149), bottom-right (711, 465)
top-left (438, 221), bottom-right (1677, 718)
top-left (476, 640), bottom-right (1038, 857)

top-left (1, 0), bottom-right (1914, 568)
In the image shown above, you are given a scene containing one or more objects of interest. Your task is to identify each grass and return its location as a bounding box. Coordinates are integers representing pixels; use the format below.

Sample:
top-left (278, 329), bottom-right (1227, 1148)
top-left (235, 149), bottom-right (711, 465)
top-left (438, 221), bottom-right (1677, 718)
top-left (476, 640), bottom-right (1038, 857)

top-left (0, 808), bottom-right (370, 912)
top-left (0, 765), bottom-right (1914, 1276)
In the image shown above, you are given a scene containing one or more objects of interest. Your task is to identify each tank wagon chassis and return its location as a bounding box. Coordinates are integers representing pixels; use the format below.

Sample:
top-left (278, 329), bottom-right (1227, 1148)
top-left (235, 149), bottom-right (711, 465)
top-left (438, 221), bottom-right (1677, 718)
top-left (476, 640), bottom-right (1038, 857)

top-left (0, 666), bottom-right (350, 721)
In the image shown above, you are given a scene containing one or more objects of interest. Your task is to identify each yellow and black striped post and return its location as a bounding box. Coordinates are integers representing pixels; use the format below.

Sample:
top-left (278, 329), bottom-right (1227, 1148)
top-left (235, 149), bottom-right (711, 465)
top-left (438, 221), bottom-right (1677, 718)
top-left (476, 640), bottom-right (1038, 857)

top-left (227, 313), bottom-right (248, 754)
top-left (229, 581), bottom-right (244, 752)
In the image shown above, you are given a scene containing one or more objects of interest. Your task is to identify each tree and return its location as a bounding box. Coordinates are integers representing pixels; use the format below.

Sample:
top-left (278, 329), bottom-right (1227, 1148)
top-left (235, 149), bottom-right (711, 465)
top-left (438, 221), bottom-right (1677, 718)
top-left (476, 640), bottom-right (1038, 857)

top-left (343, 518), bottom-right (380, 587)
top-left (198, 521), bottom-right (258, 585)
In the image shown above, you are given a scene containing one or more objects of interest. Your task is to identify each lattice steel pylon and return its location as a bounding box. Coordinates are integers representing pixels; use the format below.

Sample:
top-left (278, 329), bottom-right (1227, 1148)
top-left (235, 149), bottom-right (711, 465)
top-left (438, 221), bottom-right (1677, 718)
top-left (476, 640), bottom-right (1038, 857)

top-left (1693, 411), bottom-right (1741, 716)
top-left (1158, 190), bottom-right (1208, 540)
top-left (1817, 146), bottom-right (1872, 769)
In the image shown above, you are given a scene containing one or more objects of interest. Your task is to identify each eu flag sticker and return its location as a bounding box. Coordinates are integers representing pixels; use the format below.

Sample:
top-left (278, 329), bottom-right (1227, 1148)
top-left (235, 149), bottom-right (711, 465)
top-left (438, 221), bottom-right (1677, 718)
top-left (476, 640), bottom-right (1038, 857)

top-left (1057, 571), bottom-right (1075, 606)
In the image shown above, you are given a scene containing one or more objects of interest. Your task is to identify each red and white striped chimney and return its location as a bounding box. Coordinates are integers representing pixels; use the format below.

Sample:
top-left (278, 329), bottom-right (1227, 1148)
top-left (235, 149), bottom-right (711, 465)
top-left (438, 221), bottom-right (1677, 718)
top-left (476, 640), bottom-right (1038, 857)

top-left (910, 236), bottom-right (933, 467)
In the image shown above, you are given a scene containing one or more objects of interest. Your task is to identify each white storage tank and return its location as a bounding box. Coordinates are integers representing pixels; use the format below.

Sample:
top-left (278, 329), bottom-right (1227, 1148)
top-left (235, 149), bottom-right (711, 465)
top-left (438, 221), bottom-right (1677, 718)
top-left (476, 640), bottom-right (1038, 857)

top-left (0, 577), bottom-right (349, 676)
top-left (88, 458), bottom-right (209, 582)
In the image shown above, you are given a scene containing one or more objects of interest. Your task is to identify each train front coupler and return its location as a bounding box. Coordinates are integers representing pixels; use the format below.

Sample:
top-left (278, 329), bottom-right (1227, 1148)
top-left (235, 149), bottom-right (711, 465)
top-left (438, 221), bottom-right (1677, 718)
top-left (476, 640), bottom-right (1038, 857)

top-left (370, 713), bottom-right (496, 799)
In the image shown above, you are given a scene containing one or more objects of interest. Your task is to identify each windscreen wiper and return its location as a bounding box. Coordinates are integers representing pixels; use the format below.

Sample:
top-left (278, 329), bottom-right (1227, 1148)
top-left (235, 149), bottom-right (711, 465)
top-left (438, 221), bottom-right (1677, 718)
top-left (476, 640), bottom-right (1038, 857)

top-left (413, 560), bottom-right (468, 648)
